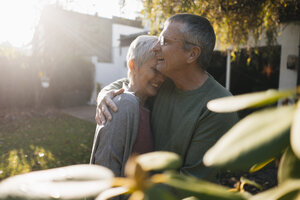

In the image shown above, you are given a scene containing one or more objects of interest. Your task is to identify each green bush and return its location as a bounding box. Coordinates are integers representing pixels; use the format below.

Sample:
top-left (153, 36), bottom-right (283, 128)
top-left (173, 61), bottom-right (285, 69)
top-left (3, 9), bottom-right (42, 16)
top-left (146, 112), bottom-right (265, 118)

top-left (0, 87), bottom-right (299, 199)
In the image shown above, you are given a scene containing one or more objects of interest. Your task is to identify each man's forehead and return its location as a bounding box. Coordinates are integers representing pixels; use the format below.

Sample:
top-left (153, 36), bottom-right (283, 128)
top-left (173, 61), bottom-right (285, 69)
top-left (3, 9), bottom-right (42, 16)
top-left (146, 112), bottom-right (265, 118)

top-left (160, 22), bottom-right (183, 37)
top-left (159, 23), bottom-right (168, 36)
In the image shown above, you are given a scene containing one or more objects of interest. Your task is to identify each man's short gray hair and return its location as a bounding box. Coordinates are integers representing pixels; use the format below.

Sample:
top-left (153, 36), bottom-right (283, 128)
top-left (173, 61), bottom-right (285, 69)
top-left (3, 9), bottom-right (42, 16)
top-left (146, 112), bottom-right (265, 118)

top-left (126, 35), bottom-right (158, 68)
top-left (166, 14), bottom-right (216, 70)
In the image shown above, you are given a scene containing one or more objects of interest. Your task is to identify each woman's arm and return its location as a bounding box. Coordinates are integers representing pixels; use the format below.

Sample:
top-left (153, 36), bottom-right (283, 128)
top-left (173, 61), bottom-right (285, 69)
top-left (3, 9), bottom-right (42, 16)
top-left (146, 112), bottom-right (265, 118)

top-left (91, 93), bottom-right (139, 177)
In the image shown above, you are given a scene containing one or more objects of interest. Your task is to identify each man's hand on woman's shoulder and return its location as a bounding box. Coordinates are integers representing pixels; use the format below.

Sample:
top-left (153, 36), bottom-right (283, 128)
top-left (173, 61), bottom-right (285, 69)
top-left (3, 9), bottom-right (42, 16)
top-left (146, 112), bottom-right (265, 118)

top-left (95, 88), bottom-right (124, 125)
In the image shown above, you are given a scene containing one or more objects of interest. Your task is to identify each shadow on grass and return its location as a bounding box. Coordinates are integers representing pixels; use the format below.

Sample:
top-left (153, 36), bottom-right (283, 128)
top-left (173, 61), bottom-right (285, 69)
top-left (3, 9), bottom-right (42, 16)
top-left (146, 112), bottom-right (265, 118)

top-left (0, 111), bottom-right (96, 180)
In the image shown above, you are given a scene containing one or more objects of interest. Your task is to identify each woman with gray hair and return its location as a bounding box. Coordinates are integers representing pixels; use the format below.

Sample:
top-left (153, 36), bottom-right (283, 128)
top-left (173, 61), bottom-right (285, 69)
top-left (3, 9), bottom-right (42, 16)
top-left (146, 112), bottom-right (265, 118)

top-left (90, 35), bottom-right (165, 177)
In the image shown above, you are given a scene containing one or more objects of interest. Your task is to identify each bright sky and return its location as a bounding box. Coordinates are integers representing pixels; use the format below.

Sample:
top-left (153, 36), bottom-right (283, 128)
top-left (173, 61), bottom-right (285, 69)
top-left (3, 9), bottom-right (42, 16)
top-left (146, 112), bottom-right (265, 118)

top-left (0, 0), bottom-right (142, 48)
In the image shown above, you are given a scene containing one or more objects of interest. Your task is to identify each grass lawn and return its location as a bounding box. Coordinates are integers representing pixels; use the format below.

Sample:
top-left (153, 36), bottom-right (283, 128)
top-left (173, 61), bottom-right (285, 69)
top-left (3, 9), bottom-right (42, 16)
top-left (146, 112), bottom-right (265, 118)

top-left (0, 108), bottom-right (96, 181)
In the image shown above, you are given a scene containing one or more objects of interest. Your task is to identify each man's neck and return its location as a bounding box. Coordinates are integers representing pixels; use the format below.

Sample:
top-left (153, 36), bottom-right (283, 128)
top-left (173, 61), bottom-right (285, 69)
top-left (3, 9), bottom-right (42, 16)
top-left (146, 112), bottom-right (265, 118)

top-left (170, 66), bottom-right (208, 91)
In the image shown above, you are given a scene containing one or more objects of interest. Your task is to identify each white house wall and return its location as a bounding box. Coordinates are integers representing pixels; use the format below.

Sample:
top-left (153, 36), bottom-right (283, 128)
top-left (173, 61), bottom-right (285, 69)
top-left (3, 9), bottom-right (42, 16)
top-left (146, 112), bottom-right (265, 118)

top-left (277, 22), bottom-right (300, 90)
top-left (95, 23), bottom-right (145, 89)
top-left (247, 22), bottom-right (300, 90)
top-left (217, 22), bottom-right (300, 91)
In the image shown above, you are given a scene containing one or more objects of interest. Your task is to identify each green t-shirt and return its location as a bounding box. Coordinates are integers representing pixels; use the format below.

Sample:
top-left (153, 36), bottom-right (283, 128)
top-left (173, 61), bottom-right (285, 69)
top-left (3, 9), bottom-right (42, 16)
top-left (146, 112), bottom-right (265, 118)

top-left (103, 75), bottom-right (238, 181)
top-left (151, 76), bottom-right (238, 181)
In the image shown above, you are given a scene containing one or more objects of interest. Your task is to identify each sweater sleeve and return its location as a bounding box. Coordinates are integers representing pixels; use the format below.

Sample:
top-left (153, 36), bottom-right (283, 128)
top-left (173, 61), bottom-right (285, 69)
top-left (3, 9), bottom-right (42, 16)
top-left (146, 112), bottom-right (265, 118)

top-left (102, 78), bottom-right (129, 92)
top-left (91, 93), bottom-right (139, 177)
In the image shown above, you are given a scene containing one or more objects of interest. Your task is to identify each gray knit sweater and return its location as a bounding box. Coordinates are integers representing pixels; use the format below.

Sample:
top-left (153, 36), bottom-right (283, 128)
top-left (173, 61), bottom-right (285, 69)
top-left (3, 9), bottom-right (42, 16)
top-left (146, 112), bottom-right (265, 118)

top-left (90, 91), bottom-right (140, 177)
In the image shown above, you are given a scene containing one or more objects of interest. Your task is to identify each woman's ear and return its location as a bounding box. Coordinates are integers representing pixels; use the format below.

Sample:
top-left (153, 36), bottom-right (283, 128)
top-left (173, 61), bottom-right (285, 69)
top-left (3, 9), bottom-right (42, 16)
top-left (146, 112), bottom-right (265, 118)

top-left (128, 59), bottom-right (135, 73)
top-left (187, 46), bottom-right (201, 64)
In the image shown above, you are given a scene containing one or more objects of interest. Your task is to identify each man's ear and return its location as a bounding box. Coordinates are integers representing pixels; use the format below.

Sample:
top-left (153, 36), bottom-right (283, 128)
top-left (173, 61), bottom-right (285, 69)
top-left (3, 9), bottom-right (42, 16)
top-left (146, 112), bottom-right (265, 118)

top-left (187, 46), bottom-right (201, 64)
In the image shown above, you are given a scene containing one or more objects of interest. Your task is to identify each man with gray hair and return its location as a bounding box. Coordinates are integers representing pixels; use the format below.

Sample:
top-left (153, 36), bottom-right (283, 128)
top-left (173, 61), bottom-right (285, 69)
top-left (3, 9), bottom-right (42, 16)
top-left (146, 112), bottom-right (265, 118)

top-left (96, 14), bottom-right (238, 181)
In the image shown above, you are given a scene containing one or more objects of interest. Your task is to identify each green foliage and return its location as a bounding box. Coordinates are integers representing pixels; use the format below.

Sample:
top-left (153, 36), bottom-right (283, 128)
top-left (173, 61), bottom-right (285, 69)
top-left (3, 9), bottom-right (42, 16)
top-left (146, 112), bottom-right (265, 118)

top-left (0, 164), bottom-right (113, 200)
top-left (249, 180), bottom-right (300, 200)
top-left (144, 185), bottom-right (178, 200)
top-left (204, 86), bottom-right (300, 198)
top-left (136, 0), bottom-right (299, 49)
top-left (0, 44), bottom-right (94, 108)
top-left (136, 151), bottom-right (182, 171)
top-left (0, 45), bottom-right (36, 108)
top-left (278, 147), bottom-right (300, 184)
top-left (0, 152), bottom-right (249, 200)
top-left (207, 89), bottom-right (296, 112)
top-left (203, 105), bottom-right (294, 170)
top-left (0, 112), bottom-right (96, 180)
top-left (152, 172), bottom-right (249, 200)
top-left (1, 87), bottom-right (300, 199)
top-left (239, 177), bottom-right (263, 192)
top-left (249, 157), bottom-right (275, 173)
top-left (291, 101), bottom-right (300, 159)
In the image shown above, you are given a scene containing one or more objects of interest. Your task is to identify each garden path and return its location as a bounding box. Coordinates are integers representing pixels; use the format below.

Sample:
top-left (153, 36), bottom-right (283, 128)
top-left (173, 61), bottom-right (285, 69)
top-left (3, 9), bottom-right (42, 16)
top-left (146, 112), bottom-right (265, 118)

top-left (61, 104), bottom-right (96, 123)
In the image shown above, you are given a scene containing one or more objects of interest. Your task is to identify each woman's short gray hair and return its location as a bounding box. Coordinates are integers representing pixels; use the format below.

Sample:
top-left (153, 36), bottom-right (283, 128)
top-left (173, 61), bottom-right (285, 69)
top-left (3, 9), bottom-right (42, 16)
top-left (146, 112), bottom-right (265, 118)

top-left (126, 35), bottom-right (158, 68)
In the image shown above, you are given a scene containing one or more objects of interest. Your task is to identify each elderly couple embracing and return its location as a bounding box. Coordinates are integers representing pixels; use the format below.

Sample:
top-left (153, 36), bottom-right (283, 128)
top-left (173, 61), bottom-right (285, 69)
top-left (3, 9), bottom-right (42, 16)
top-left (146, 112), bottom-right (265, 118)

top-left (90, 13), bottom-right (238, 183)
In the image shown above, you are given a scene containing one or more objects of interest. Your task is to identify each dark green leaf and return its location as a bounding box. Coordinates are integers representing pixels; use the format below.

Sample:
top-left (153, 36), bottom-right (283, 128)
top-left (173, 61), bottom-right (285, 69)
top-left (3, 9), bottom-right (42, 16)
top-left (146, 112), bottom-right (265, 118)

top-left (291, 101), bottom-right (300, 160)
top-left (136, 151), bottom-right (182, 171)
top-left (144, 185), bottom-right (179, 200)
top-left (156, 172), bottom-right (249, 200)
top-left (0, 164), bottom-right (113, 200)
top-left (207, 89), bottom-right (295, 113)
top-left (249, 158), bottom-right (275, 173)
top-left (278, 147), bottom-right (300, 184)
top-left (240, 177), bottom-right (263, 191)
top-left (95, 187), bottom-right (129, 200)
top-left (204, 105), bottom-right (295, 170)
top-left (278, 191), bottom-right (300, 200)
top-left (250, 180), bottom-right (300, 200)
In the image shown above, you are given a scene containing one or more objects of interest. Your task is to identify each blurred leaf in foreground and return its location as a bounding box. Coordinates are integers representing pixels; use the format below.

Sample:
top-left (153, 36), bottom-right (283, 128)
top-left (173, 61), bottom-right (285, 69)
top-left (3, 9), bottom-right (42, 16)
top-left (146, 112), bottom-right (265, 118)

top-left (291, 101), bottom-right (300, 160)
top-left (249, 158), bottom-right (275, 173)
top-left (250, 179), bottom-right (300, 200)
top-left (204, 105), bottom-right (295, 170)
top-left (207, 89), bottom-right (296, 113)
top-left (152, 172), bottom-right (249, 200)
top-left (278, 147), bottom-right (300, 184)
top-left (136, 151), bottom-right (182, 172)
top-left (0, 164), bottom-right (113, 200)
